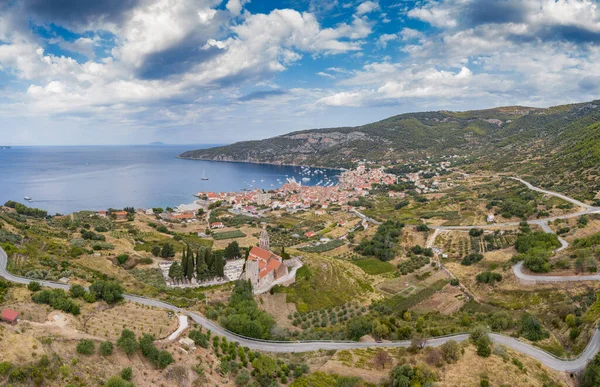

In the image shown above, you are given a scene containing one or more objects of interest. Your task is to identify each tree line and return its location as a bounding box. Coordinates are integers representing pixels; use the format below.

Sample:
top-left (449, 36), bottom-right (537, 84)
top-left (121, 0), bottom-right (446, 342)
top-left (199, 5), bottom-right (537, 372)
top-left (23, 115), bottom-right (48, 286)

top-left (168, 242), bottom-right (241, 284)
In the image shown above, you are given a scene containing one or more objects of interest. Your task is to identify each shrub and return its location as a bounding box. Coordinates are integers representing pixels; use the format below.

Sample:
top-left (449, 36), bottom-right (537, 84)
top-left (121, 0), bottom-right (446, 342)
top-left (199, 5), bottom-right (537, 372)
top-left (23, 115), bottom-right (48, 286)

top-left (116, 254), bottom-right (129, 265)
top-left (104, 376), bottom-right (135, 387)
top-left (120, 367), bottom-right (133, 381)
top-left (0, 361), bottom-right (11, 376)
top-left (27, 281), bottom-right (41, 292)
top-left (76, 339), bottom-right (95, 355)
top-left (89, 280), bottom-right (123, 303)
top-left (461, 253), bottom-right (484, 266)
top-left (441, 340), bottom-right (461, 363)
top-left (520, 314), bottom-right (548, 342)
top-left (475, 271), bottom-right (502, 285)
top-left (99, 341), bottom-right (114, 356)
top-left (117, 329), bottom-right (138, 355)
top-left (69, 284), bottom-right (86, 298)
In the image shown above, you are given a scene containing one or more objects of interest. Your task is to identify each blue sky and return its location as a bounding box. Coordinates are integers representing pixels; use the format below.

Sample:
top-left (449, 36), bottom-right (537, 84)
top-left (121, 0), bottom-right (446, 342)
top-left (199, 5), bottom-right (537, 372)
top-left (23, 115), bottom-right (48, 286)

top-left (1, 0), bottom-right (600, 145)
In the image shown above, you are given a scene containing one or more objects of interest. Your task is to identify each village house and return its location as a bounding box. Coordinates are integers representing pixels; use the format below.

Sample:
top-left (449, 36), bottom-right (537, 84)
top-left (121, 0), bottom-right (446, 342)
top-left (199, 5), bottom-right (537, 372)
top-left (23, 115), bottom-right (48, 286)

top-left (112, 211), bottom-right (128, 220)
top-left (168, 211), bottom-right (195, 221)
top-left (97, 210), bottom-right (107, 218)
top-left (304, 231), bottom-right (316, 238)
top-left (211, 222), bottom-right (224, 229)
top-left (244, 227), bottom-right (288, 291)
top-left (1, 309), bottom-right (19, 325)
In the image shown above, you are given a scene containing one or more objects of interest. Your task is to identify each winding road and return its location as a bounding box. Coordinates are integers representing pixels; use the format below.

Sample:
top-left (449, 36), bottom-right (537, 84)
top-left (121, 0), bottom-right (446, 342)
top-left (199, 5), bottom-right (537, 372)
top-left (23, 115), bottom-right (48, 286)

top-left (0, 246), bottom-right (598, 371)
top-left (2, 176), bottom-right (600, 371)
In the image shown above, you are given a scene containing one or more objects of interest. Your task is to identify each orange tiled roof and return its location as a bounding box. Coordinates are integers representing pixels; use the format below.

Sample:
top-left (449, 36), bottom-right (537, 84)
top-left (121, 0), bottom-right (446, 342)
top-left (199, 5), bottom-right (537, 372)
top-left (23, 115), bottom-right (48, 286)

top-left (248, 246), bottom-right (272, 261)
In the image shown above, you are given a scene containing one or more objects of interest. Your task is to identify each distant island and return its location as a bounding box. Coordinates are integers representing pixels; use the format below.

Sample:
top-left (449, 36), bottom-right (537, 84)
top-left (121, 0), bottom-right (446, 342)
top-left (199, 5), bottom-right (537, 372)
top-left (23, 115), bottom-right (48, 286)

top-left (148, 141), bottom-right (166, 146)
top-left (0, 146), bottom-right (11, 149)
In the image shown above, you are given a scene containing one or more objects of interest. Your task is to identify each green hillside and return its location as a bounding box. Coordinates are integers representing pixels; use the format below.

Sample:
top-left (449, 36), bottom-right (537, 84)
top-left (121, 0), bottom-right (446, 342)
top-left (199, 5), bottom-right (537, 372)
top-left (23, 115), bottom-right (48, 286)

top-left (181, 100), bottom-right (600, 198)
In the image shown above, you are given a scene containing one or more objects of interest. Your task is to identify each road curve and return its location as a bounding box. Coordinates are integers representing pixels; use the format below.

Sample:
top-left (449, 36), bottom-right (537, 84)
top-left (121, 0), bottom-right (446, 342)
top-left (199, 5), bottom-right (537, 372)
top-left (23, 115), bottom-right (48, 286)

top-left (513, 262), bottom-right (600, 283)
top-left (430, 176), bottom-right (600, 232)
top-left (0, 247), bottom-right (598, 370)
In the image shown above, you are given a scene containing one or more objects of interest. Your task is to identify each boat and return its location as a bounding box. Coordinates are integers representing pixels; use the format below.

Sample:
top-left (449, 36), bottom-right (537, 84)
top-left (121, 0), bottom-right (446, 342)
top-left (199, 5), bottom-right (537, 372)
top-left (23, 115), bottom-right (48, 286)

top-left (260, 177), bottom-right (265, 182)
top-left (201, 170), bottom-right (209, 181)
top-left (24, 196), bottom-right (32, 201)
top-left (302, 177), bottom-right (310, 182)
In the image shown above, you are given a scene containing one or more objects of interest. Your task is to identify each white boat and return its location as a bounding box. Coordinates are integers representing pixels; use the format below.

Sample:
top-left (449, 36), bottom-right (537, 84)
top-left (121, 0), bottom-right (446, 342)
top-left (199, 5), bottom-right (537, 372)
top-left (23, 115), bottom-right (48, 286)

top-left (201, 170), bottom-right (209, 181)
top-left (302, 177), bottom-right (310, 182)
top-left (24, 196), bottom-right (32, 201)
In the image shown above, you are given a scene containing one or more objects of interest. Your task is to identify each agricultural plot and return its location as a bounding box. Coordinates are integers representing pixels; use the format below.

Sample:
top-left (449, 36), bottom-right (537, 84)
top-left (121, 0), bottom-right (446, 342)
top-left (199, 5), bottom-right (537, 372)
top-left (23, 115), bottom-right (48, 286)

top-left (352, 257), bottom-right (396, 275)
top-left (212, 229), bottom-right (246, 240)
top-left (84, 302), bottom-right (178, 341)
top-left (274, 253), bottom-right (375, 312)
top-left (435, 231), bottom-right (518, 259)
top-left (299, 239), bottom-right (344, 253)
top-left (377, 279), bottom-right (448, 313)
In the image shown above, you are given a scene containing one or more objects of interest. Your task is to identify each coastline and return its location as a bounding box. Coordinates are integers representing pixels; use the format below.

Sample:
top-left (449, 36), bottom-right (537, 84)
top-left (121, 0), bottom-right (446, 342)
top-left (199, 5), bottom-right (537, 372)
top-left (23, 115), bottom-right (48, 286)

top-left (176, 155), bottom-right (347, 171)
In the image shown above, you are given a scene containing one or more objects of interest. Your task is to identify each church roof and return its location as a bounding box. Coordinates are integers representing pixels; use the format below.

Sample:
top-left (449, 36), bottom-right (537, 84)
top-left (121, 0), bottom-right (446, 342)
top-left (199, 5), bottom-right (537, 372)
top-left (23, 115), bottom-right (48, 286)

top-left (248, 246), bottom-right (272, 261)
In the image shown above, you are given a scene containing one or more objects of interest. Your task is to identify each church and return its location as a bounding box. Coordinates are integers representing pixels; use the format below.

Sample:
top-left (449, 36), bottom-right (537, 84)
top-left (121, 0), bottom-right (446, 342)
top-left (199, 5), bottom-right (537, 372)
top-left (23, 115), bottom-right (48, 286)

top-left (245, 225), bottom-right (288, 291)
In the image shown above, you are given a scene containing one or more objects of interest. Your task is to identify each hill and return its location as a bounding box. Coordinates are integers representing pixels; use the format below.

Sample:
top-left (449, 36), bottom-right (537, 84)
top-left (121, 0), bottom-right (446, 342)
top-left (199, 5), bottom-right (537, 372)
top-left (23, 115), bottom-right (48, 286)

top-left (180, 100), bottom-right (600, 198)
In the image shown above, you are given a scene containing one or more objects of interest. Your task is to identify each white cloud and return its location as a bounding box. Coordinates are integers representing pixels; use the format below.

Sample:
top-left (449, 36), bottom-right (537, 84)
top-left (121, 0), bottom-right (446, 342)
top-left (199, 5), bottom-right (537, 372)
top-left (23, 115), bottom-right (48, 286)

top-left (400, 27), bottom-right (423, 41)
top-left (316, 91), bottom-right (367, 107)
top-left (226, 0), bottom-right (249, 16)
top-left (356, 1), bottom-right (379, 16)
top-left (317, 71), bottom-right (335, 79)
top-left (376, 33), bottom-right (397, 49)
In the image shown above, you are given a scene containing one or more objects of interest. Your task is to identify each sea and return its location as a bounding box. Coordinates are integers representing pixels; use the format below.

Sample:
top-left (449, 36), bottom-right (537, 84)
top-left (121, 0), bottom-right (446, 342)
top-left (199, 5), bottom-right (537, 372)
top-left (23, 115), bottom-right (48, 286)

top-left (0, 145), bottom-right (340, 215)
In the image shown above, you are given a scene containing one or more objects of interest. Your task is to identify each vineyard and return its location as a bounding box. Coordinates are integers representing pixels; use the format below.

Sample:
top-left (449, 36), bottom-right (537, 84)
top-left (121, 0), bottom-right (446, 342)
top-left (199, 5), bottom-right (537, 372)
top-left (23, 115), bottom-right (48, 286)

top-left (434, 230), bottom-right (519, 259)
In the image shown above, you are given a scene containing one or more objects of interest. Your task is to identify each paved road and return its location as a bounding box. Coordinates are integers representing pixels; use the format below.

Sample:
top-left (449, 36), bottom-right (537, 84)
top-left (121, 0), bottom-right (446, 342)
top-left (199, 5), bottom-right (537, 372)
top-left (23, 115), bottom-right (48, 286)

top-left (1, 247), bottom-right (598, 370)
top-left (509, 177), bottom-right (594, 210)
top-left (431, 178), bottom-right (600, 232)
top-left (513, 262), bottom-right (600, 283)
top-left (352, 209), bottom-right (382, 225)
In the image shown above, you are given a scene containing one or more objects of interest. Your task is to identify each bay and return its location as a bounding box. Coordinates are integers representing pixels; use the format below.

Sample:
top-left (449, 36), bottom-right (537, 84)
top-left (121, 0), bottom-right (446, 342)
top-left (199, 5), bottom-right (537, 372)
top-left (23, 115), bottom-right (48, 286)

top-left (0, 145), bottom-right (340, 215)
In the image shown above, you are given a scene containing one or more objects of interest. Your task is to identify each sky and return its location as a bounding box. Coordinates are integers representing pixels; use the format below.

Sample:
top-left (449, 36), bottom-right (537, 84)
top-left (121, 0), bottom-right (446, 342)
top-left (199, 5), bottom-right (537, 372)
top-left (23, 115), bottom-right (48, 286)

top-left (1, 0), bottom-right (600, 145)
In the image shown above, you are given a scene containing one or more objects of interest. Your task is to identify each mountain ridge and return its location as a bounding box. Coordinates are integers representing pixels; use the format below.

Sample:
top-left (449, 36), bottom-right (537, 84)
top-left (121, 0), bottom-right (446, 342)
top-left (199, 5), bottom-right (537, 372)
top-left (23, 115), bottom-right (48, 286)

top-left (180, 100), bottom-right (600, 199)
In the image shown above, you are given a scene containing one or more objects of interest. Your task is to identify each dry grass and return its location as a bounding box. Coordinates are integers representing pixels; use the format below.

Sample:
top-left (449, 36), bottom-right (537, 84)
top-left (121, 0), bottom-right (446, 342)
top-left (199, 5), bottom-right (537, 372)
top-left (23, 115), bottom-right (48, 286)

top-left (212, 225), bottom-right (260, 249)
top-left (410, 284), bottom-right (465, 315)
top-left (84, 302), bottom-right (178, 341)
top-left (318, 343), bottom-right (571, 386)
top-left (257, 293), bottom-right (298, 330)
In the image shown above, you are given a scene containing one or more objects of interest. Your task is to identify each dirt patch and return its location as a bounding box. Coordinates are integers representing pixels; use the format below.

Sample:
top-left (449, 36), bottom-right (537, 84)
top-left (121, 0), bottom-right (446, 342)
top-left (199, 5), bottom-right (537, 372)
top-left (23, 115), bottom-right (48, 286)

top-left (2, 301), bottom-right (52, 323)
top-left (258, 293), bottom-right (298, 330)
top-left (411, 284), bottom-right (465, 315)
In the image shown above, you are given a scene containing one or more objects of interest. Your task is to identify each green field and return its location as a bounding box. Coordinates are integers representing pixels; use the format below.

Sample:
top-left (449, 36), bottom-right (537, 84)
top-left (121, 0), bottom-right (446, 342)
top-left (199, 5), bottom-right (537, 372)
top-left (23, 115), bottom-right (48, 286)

top-left (212, 230), bottom-right (246, 240)
top-left (298, 239), bottom-right (344, 253)
top-left (352, 257), bottom-right (396, 275)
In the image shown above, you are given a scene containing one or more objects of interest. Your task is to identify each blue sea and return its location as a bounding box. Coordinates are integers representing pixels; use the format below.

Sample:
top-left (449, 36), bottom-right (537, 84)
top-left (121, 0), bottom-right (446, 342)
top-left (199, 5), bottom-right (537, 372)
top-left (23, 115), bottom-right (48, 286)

top-left (0, 146), bottom-right (340, 215)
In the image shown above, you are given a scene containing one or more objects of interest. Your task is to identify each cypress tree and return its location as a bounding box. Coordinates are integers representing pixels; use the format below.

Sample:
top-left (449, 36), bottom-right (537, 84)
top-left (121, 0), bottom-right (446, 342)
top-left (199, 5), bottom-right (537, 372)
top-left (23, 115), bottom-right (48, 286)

top-left (196, 248), bottom-right (208, 279)
top-left (205, 248), bottom-right (214, 272)
top-left (181, 246), bottom-right (189, 280)
top-left (215, 255), bottom-right (225, 277)
top-left (186, 247), bottom-right (195, 281)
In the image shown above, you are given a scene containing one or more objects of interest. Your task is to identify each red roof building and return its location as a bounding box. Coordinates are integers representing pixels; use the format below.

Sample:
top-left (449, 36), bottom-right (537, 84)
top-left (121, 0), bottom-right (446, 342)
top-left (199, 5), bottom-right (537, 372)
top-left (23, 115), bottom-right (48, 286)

top-left (1, 309), bottom-right (20, 324)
